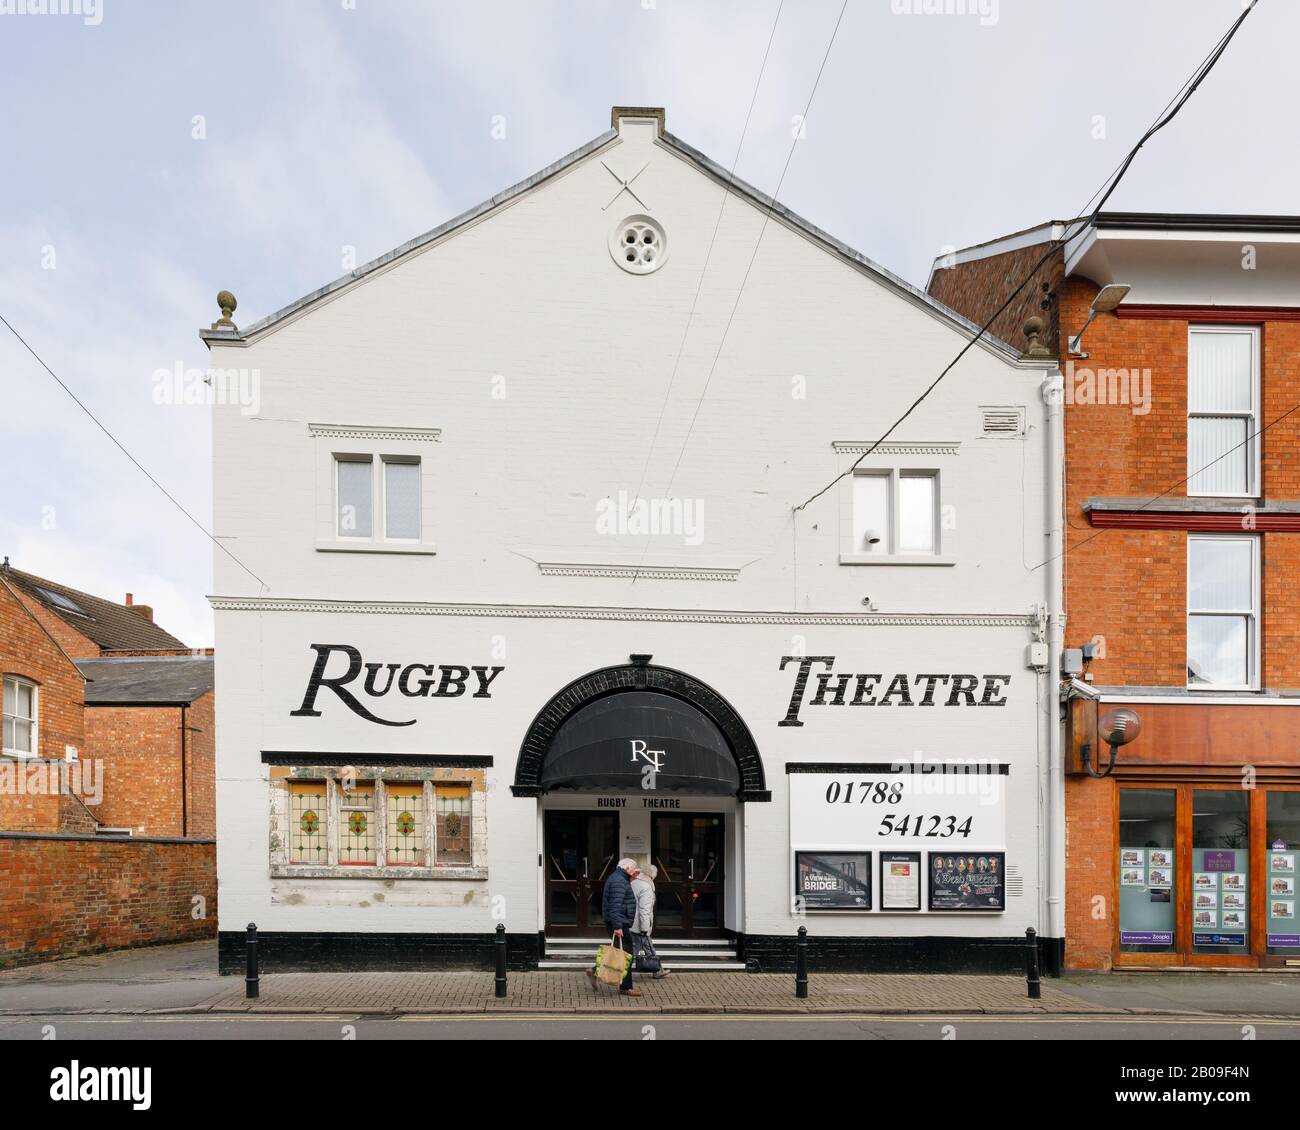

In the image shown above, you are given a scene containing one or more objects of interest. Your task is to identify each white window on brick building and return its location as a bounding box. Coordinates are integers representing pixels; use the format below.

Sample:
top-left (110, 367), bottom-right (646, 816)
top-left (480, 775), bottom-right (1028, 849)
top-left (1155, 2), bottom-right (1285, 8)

top-left (2, 675), bottom-right (38, 758)
top-left (1187, 534), bottom-right (1259, 689)
top-left (850, 469), bottom-right (940, 558)
top-left (1188, 326), bottom-right (1259, 496)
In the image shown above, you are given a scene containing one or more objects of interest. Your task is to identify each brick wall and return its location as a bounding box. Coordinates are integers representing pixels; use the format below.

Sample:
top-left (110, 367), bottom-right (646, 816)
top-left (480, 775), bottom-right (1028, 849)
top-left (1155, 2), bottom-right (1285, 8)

top-left (8, 587), bottom-right (99, 659)
top-left (928, 241), bottom-right (1063, 355)
top-left (83, 704), bottom-right (185, 835)
top-left (0, 581), bottom-right (85, 760)
top-left (1064, 775), bottom-right (1115, 969)
top-left (0, 833), bottom-right (216, 968)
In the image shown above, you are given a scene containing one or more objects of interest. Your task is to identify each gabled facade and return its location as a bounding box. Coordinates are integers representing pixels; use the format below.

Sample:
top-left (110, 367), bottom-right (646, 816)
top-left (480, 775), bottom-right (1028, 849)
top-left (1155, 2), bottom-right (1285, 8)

top-left (931, 212), bottom-right (1300, 971)
top-left (207, 107), bottom-right (1060, 973)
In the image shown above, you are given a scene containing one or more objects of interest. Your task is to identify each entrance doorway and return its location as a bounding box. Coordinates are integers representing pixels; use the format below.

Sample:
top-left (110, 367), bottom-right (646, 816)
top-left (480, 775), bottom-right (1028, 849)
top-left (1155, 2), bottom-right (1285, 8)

top-left (651, 813), bottom-right (726, 937)
top-left (544, 812), bottom-right (618, 936)
top-left (1115, 781), bottom-right (1300, 968)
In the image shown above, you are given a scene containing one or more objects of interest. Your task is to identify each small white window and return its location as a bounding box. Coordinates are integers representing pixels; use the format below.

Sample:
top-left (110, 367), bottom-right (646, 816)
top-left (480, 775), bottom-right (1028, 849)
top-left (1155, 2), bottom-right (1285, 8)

top-left (851, 470), bottom-right (940, 558)
top-left (336, 457), bottom-right (373, 538)
top-left (1187, 535), bottom-right (1258, 689)
top-left (1188, 327), bottom-right (1259, 496)
top-left (3, 676), bottom-right (38, 758)
top-left (383, 458), bottom-right (421, 541)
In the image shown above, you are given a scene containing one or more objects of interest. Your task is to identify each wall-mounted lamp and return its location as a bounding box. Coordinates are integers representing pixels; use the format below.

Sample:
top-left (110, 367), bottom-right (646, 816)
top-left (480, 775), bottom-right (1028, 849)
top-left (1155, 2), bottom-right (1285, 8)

top-left (1082, 706), bottom-right (1141, 778)
top-left (1068, 283), bottom-right (1131, 358)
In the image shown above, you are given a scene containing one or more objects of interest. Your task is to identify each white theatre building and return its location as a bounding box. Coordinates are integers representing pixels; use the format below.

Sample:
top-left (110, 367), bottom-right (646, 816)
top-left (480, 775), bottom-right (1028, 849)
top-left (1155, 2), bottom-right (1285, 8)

top-left (205, 107), bottom-right (1063, 974)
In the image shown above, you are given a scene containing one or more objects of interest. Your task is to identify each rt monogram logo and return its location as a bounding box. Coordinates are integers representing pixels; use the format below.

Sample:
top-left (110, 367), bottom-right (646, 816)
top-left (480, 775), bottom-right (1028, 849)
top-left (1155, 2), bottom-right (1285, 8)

top-left (630, 739), bottom-right (665, 772)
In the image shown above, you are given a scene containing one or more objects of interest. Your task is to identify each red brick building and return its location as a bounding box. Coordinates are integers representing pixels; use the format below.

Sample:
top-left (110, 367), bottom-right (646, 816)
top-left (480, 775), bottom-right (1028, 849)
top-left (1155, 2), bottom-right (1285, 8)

top-left (931, 213), bottom-right (1300, 971)
top-left (0, 562), bottom-right (214, 837)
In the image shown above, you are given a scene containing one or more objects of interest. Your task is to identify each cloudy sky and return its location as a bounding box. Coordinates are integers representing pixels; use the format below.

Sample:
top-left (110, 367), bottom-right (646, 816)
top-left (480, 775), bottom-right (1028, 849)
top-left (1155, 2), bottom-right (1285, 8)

top-left (0, 0), bottom-right (1291, 648)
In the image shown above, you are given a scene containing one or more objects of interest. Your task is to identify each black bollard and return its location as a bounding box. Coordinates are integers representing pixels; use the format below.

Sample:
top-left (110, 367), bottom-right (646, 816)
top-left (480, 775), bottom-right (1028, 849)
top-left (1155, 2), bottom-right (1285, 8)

top-left (1025, 927), bottom-right (1041, 1000)
top-left (495, 923), bottom-right (508, 998)
top-left (795, 926), bottom-right (808, 999)
top-left (245, 922), bottom-right (259, 1000)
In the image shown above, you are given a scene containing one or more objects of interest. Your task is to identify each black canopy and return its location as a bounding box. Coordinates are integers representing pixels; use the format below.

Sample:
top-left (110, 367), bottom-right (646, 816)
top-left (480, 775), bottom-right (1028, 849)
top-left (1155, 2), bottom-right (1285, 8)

top-left (538, 690), bottom-right (742, 795)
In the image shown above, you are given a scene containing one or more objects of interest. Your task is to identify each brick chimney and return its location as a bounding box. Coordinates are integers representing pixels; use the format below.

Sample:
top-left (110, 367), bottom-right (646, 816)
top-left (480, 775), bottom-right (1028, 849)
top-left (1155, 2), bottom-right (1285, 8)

top-left (125, 593), bottom-right (154, 622)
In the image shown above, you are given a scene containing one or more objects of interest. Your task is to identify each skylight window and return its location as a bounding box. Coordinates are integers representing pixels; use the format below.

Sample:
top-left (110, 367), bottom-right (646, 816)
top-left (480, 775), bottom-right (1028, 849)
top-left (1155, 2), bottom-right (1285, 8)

top-left (36, 587), bottom-right (87, 616)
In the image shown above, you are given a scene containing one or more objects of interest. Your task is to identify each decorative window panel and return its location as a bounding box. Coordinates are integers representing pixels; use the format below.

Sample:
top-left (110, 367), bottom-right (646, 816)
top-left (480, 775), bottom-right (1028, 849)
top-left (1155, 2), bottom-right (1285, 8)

top-left (385, 783), bottom-right (425, 866)
top-left (289, 782), bottom-right (328, 865)
top-left (436, 786), bottom-right (472, 865)
top-left (338, 782), bottom-right (376, 865)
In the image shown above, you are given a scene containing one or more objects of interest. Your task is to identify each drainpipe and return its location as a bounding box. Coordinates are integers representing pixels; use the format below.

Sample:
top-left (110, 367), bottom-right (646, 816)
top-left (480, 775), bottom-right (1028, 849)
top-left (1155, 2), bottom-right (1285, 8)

top-left (180, 703), bottom-right (188, 837)
top-left (1043, 366), bottom-right (1066, 974)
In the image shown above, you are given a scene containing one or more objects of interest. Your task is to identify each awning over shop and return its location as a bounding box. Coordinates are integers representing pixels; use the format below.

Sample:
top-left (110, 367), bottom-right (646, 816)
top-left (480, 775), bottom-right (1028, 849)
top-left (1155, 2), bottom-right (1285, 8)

top-left (539, 690), bottom-right (742, 795)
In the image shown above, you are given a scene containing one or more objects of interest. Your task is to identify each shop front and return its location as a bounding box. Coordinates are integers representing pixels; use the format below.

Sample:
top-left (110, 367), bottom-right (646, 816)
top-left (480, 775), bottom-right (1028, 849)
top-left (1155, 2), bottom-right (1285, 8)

top-left (1068, 694), bottom-right (1300, 970)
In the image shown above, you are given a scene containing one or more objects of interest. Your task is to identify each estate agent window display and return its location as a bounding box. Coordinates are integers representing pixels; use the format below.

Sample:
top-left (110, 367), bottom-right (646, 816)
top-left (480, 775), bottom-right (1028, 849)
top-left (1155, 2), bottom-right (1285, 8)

top-left (1115, 781), bottom-right (1300, 968)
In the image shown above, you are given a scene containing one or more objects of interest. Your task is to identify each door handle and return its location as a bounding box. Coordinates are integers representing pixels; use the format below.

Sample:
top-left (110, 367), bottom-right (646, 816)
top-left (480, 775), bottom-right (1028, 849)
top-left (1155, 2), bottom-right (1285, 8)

top-left (689, 859), bottom-right (695, 881)
top-left (582, 856), bottom-right (589, 879)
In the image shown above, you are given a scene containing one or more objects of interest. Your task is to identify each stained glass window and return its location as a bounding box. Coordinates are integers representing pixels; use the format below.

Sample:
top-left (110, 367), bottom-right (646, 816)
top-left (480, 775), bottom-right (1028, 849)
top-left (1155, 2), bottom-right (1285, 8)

top-left (436, 786), bottom-right (471, 865)
top-left (338, 782), bottom-right (376, 865)
top-left (386, 784), bottom-right (424, 866)
top-left (289, 782), bottom-right (327, 864)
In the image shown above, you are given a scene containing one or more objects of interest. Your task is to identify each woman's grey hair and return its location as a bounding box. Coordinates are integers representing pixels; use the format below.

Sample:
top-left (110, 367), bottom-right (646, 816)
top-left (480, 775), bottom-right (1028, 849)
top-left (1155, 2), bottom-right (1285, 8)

top-left (642, 864), bottom-right (658, 880)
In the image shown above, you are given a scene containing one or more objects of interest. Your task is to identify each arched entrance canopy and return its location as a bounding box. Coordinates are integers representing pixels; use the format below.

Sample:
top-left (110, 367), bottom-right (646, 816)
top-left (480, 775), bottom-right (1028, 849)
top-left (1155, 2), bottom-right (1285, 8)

top-left (513, 656), bottom-right (770, 801)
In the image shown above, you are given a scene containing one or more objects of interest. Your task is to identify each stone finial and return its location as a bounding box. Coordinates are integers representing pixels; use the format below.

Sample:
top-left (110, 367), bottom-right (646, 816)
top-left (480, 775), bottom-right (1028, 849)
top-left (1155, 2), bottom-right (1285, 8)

top-left (212, 290), bottom-right (238, 330)
top-left (1021, 315), bottom-right (1052, 359)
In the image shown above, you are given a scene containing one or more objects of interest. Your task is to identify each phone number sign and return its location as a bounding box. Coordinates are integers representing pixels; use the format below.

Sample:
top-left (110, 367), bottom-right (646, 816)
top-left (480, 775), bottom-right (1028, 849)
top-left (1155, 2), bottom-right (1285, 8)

top-left (789, 768), bottom-right (1006, 849)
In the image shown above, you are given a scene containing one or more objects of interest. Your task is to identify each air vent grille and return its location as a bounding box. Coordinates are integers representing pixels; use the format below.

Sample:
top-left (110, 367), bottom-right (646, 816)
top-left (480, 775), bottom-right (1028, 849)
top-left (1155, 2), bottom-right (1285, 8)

top-left (1006, 864), bottom-right (1025, 898)
top-left (981, 406), bottom-right (1025, 435)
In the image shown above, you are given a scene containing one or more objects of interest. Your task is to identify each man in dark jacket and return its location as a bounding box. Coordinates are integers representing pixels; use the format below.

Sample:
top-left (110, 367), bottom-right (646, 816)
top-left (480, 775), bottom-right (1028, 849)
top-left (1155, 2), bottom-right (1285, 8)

top-left (599, 858), bottom-right (641, 995)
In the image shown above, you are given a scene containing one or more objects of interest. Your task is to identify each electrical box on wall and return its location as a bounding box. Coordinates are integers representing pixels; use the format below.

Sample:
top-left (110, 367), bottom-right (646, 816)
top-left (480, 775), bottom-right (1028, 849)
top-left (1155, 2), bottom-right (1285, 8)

top-left (1062, 648), bottom-right (1084, 676)
top-left (1025, 642), bottom-right (1048, 669)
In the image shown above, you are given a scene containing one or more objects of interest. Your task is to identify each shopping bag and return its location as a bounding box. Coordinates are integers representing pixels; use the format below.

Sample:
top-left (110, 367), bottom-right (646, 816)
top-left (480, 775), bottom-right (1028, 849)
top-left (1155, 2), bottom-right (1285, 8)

top-left (595, 936), bottom-right (631, 986)
top-left (633, 934), bottom-right (662, 974)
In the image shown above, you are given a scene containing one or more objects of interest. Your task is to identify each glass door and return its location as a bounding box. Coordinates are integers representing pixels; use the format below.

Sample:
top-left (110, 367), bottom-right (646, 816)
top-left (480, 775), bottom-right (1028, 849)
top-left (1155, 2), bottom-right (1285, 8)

top-left (544, 812), bottom-right (618, 936)
top-left (651, 814), bottom-right (725, 937)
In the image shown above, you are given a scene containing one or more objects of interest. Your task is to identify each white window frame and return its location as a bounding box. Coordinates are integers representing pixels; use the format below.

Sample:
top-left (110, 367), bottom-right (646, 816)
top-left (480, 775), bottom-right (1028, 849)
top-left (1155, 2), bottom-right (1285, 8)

top-left (1187, 325), bottom-right (1260, 499)
top-left (2, 675), bottom-right (39, 759)
top-left (380, 455), bottom-right (422, 543)
top-left (333, 454), bottom-right (374, 540)
top-left (1186, 533), bottom-right (1260, 692)
top-left (842, 467), bottom-right (951, 565)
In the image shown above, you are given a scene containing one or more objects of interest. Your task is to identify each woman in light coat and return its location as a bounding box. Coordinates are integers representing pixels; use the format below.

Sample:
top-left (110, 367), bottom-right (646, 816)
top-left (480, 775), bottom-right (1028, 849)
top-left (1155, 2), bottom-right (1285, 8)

top-left (630, 864), bottom-right (669, 978)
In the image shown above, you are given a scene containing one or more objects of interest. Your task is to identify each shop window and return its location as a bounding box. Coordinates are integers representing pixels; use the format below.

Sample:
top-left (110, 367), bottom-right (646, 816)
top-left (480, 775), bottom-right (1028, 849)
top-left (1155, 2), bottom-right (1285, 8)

top-left (338, 781), bottom-right (376, 865)
top-left (436, 786), bottom-right (471, 865)
top-left (385, 784), bottom-right (425, 866)
top-left (1187, 326), bottom-right (1259, 497)
top-left (1187, 535), bottom-right (1258, 688)
top-left (288, 782), bottom-right (328, 865)
top-left (1118, 788), bottom-right (1176, 954)
top-left (2, 675), bottom-right (38, 758)
top-left (849, 470), bottom-right (939, 559)
top-left (1191, 789), bottom-right (1250, 956)
top-left (1266, 792), bottom-right (1300, 958)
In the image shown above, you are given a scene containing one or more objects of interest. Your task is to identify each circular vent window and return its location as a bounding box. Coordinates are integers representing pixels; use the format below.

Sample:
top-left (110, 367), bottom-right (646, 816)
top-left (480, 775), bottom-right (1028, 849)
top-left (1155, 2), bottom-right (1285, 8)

top-left (610, 215), bottom-right (667, 274)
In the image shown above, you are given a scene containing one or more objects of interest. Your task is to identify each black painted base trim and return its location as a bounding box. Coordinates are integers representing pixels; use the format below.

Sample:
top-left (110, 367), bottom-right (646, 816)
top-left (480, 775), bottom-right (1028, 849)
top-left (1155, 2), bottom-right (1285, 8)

top-left (739, 933), bottom-right (1055, 975)
top-left (218, 931), bottom-right (540, 974)
top-left (1040, 935), bottom-right (1064, 978)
